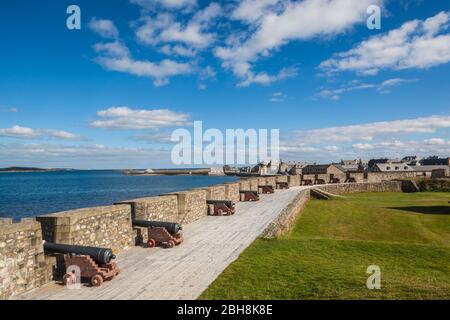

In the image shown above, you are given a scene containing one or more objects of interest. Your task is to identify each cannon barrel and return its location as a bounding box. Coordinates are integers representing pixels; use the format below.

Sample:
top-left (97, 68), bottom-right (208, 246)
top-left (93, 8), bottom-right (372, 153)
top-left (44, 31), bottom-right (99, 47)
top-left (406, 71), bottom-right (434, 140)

top-left (132, 220), bottom-right (181, 234)
top-left (206, 200), bottom-right (235, 206)
top-left (43, 241), bottom-right (116, 265)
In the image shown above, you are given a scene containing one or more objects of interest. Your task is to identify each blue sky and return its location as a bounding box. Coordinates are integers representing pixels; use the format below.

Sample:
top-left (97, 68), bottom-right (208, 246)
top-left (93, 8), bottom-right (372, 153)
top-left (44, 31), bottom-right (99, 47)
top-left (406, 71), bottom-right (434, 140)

top-left (0, 0), bottom-right (449, 169)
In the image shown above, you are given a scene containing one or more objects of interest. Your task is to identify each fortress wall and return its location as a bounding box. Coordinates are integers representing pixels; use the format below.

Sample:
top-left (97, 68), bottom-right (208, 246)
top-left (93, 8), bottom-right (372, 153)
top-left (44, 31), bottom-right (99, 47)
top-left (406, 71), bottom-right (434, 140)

top-left (223, 183), bottom-right (240, 202)
top-left (165, 190), bottom-right (207, 225)
top-left (287, 175), bottom-right (301, 187)
top-left (367, 172), bottom-right (416, 182)
top-left (0, 219), bottom-right (55, 300)
top-left (36, 205), bottom-right (133, 253)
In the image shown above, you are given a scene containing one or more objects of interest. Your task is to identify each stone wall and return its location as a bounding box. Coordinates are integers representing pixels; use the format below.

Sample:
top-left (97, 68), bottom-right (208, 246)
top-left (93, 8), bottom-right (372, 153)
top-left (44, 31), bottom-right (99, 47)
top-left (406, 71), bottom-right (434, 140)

top-left (166, 190), bottom-right (207, 225)
top-left (0, 219), bottom-right (54, 300)
top-left (199, 185), bottom-right (226, 200)
top-left (37, 205), bottom-right (133, 253)
top-left (367, 172), bottom-right (416, 182)
top-left (223, 182), bottom-right (240, 202)
top-left (116, 195), bottom-right (178, 221)
top-left (347, 172), bottom-right (365, 183)
top-left (316, 174), bottom-right (328, 183)
top-left (238, 179), bottom-right (250, 191)
top-left (316, 181), bottom-right (402, 194)
top-left (276, 176), bottom-right (288, 183)
top-left (261, 189), bottom-right (310, 238)
top-left (330, 173), bottom-right (347, 183)
top-left (265, 176), bottom-right (277, 188)
top-left (301, 174), bottom-right (315, 184)
top-left (248, 178), bottom-right (259, 191)
top-left (257, 177), bottom-right (267, 187)
top-left (287, 175), bottom-right (300, 187)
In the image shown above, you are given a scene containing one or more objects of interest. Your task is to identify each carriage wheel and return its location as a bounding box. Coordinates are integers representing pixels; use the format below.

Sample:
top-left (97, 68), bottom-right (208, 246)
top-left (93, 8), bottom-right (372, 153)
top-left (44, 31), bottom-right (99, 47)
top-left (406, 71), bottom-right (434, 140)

top-left (91, 274), bottom-right (104, 287)
top-left (165, 240), bottom-right (175, 248)
top-left (63, 273), bottom-right (75, 286)
top-left (147, 239), bottom-right (156, 248)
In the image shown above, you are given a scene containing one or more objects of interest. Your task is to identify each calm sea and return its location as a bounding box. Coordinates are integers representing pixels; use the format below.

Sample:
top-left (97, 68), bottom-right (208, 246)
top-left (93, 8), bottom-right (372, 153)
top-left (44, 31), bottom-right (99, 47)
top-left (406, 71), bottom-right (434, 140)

top-left (0, 170), bottom-right (238, 220)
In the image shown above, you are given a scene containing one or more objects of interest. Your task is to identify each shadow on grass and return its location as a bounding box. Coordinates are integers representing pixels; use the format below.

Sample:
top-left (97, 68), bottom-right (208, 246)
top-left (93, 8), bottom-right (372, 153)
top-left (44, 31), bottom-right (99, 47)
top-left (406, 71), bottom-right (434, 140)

top-left (388, 205), bottom-right (450, 215)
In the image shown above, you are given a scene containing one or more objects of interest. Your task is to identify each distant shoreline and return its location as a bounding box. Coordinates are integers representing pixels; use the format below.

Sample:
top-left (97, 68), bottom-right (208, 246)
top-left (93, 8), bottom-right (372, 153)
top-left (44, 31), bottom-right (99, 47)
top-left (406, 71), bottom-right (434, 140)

top-left (0, 167), bottom-right (76, 173)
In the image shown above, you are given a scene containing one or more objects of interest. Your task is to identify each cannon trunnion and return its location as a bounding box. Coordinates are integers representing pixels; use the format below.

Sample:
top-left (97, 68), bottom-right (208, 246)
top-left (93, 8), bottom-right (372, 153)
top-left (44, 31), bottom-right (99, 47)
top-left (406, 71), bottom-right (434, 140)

top-left (132, 220), bottom-right (183, 249)
top-left (207, 200), bottom-right (236, 216)
top-left (43, 242), bottom-right (120, 287)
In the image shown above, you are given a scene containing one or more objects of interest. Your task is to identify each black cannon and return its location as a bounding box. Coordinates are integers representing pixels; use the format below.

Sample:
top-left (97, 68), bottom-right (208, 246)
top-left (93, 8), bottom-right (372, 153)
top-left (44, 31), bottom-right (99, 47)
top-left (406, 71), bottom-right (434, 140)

top-left (44, 241), bottom-right (115, 265)
top-left (132, 220), bottom-right (183, 248)
top-left (132, 220), bottom-right (181, 235)
top-left (207, 200), bottom-right (236, 216)
top-left (43, 241), bottom-right (120, 287)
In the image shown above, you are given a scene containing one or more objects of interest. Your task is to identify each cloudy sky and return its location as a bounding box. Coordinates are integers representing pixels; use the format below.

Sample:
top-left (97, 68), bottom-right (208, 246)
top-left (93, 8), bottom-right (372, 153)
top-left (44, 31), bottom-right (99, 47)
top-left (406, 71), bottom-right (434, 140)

top-left (0, 0), bottom-right (449, 168)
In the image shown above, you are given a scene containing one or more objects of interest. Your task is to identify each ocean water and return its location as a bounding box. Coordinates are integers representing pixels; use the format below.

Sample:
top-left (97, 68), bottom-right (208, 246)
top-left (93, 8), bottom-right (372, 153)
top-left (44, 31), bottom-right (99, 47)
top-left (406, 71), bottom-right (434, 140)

top-left (0, 170), bottom-right (238, 220)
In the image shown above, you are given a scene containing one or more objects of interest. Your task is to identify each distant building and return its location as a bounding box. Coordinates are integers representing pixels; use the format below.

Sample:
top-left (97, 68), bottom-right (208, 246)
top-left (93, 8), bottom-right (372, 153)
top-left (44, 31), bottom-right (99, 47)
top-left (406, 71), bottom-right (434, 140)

top-left (420, 156), bottom-right (450, 166)
top-left (369, 163), bottom-right (413, 172)
top-left (335, 159), bottom-right (366, 172)
top-left (411, 165), bottom-right (450, 177)
top-left (302, 164), bottom-right (346, 175)
top-left (402, 155), bottom-right (422, 165)
top-left (340, 159), bottom-right (358, 166)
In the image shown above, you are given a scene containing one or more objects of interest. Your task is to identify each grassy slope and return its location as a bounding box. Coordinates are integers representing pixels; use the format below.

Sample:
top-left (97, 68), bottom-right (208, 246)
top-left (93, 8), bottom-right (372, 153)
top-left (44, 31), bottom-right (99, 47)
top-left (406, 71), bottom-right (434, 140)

top-left (200, 192), bottom-right (450, 300)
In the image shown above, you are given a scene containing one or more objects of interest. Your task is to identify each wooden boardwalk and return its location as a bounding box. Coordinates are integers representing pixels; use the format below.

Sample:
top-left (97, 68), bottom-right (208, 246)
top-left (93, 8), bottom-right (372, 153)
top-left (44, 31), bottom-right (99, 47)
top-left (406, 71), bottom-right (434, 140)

top-left (17, 186), bottom-right (308, 300)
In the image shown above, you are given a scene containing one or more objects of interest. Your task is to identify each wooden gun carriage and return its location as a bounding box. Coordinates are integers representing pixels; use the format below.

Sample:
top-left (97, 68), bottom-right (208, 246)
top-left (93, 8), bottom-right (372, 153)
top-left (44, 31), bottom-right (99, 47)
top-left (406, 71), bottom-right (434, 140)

top-left (239, 190), bottom-right (259, 202)
top-left (258, 185), bottom-right (275, 194)
top-left (43, 241), bottom-right (120, 287)
top-left (133, 220), bottom-right (183, 249)
top-left (276, 182), bottom-right (289, 189)
top-left (207, 200), bottom-right (236, 216)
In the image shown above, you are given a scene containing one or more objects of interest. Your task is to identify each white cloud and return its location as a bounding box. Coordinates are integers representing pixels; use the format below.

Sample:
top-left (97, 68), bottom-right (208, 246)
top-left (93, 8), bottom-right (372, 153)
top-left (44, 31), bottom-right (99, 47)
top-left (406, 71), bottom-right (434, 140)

top-left (0, 125), bottom-right (84, 141)
top-left (0, 125), bottom-right (39, 138)
top-left (315, 78), bottom-right (418, 100)
top-left (130, 132), bottom-right (173, 143)
top-left (424, 138), bottom-right (447, 145)
top-left (93, 41), bottom-right (193, 86)
top-left (130, 0), bottom-right (197, 10)
top-left (232, 0), bottom-right (280, 24)
top-left (0, 143), bottom-right (171, 169)
top-left (290, 115), bottom-right (450, 144)
top-left (238, 66), bottom-right (299, 87)
top-left (91, 107), bottom-right (191, 130)
top-left (353, 143), bottom-right (375, 150)
top-left (160, 44), bottom-right (197, 57)
top-left (135, 3), bottom-right (221, 49)
top-left (0, 107), bottom-right (18, 113)
top-left (216, 0), bottom-right (379, 86)
top-left (270, 92), bottom-right (287, 102)
top-left (89, 18), bottom-right (119, 39)
top-left (319, 11), bottom-right (450, 75)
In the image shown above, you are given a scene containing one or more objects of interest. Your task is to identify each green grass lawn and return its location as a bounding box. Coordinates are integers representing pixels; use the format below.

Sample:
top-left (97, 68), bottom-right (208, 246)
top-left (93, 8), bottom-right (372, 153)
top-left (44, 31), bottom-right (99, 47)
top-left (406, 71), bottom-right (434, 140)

top-left (201, 192), bottom-right (450, 300)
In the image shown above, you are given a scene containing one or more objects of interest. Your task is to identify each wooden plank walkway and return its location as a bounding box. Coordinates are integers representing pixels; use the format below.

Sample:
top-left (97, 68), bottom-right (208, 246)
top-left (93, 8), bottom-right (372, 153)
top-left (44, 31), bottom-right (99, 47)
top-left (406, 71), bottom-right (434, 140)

top-left (17, 186), bottom-right (308, 300)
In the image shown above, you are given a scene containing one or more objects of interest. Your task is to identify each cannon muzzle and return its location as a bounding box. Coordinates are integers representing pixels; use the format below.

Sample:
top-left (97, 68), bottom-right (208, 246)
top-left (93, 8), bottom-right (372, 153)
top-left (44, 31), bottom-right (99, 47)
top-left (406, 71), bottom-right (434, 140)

top-left (132, 220), bottom-right (182, 234)
top-left (43, 241), bottom-right (116, 265)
